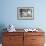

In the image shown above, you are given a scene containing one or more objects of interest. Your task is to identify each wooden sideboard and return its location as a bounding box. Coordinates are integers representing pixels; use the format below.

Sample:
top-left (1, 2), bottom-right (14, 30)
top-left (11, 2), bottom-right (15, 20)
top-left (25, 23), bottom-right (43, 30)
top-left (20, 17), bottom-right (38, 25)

top-left (2, 32), bottom-right (45, 46)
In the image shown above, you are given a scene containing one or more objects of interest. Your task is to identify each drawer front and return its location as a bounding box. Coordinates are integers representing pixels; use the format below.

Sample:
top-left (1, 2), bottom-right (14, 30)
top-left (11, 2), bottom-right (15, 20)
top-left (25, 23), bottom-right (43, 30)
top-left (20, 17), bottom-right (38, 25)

top-left (24, 32), bottom-right (44, 36)
top-left (3, 36), bottom-right (23, 44)
top-left (32, 44), bottom-right (44, 46)
top-left (3, 43), bottom-right (23, 46)
top-left (24, 36), bottom-right (32, 46)
top-left (32, 36), bottom-right (45, 44)
top-left (3, 32), bottom-right (23, 36)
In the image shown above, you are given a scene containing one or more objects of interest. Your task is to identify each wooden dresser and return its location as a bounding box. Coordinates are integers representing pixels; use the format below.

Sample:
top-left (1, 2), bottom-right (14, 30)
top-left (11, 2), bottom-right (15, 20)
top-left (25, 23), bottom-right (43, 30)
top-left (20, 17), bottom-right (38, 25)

top-left (2, 32), bottom-right (45, 46)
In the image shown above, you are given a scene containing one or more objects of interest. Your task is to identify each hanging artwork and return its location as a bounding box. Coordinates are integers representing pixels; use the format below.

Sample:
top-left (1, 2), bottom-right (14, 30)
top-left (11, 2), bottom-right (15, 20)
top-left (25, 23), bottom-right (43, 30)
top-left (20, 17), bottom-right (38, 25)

top-left (17, 7), bottom-right (34, 20)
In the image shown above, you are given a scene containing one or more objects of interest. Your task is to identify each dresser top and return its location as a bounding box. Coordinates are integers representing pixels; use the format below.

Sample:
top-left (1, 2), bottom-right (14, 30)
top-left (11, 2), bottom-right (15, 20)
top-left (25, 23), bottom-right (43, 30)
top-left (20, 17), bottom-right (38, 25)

top-left (15, 29), bottom-right (44, 32)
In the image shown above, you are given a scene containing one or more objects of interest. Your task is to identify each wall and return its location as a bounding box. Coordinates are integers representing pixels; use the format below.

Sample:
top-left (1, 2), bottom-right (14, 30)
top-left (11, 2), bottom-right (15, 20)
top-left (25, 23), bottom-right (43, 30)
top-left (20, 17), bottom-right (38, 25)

top-left (0, 0), bottom-right (46, 29)
top-left (0, 0), bottom-right (46, 44)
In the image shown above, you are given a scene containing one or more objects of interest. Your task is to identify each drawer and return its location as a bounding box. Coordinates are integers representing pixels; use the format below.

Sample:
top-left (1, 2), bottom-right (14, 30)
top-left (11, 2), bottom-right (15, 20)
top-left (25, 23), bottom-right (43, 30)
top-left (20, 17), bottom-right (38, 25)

top-left (24, 36), bottom-right (32, 40)
top-left (24, 36), bottom-right (32, 45)
top-left (31, 44), bottom-right (44, 46)
top-left (3, 44), bottom-right (15, 46)
top-left (3, 36), bottom-right (23, 44)
top-left (24, 32), bottom-right (44, 36)
top-left (3, 32), bottom-right (23, 36)
top-left (32, 36), bottom-right (45, 44)
top-left (3, 43), bottom-right (23, 46)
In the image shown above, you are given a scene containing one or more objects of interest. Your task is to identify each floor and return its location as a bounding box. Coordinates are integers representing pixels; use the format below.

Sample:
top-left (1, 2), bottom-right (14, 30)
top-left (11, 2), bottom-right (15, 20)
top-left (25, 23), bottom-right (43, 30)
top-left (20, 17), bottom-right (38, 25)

top-left (0, 44), bottom-right (2, 46)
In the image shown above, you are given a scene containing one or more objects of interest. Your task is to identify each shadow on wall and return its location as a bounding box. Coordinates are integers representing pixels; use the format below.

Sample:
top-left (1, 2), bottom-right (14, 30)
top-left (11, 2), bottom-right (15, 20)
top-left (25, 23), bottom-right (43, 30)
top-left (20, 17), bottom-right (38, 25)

top-left (0, 24), bottom-right (7, 43)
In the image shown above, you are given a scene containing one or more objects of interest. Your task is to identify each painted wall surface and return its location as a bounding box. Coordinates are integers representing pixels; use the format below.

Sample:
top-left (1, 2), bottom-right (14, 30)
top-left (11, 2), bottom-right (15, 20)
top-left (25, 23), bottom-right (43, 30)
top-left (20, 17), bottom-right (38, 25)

top-left (0, 0), bottom-right (46, 43)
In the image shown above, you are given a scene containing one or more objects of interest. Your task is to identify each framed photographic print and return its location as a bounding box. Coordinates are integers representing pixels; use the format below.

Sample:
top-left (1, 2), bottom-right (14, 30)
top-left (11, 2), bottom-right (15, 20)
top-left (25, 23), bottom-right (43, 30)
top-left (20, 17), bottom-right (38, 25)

top-left (17, 7), bottom-right (34, 20)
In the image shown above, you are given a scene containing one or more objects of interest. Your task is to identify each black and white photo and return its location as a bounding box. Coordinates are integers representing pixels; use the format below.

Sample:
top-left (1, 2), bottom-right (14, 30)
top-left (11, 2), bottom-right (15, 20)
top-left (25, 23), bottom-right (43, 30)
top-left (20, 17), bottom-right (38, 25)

top-left (17, 7), bottom-right (34, 20)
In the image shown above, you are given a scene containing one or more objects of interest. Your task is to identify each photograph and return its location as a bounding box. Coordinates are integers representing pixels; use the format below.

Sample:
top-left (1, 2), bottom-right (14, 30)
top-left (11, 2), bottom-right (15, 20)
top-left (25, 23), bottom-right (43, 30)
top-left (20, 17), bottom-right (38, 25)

top-left (17, 7), bottom-right (34, 20)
